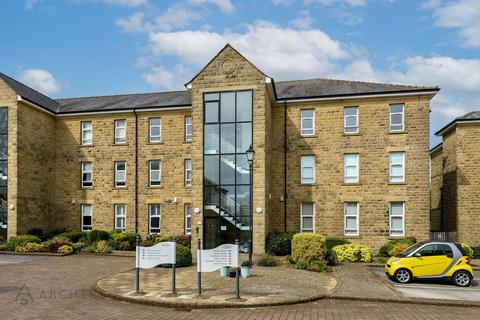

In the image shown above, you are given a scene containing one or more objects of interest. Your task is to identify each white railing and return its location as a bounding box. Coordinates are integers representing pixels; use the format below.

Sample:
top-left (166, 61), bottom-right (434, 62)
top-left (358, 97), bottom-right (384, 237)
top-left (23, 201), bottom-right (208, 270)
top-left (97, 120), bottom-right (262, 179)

top-left (431, 231), bottom-right (456, 242)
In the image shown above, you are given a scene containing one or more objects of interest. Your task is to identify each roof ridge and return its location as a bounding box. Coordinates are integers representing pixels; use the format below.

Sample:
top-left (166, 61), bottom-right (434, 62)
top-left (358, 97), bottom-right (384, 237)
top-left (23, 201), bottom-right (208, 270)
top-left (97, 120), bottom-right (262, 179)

top-left (0, 72), bottom-right (61, 111)
top-left (275, 77), bottom-right (438, 89)
top-left (56, 89), bottom-right (189, 101)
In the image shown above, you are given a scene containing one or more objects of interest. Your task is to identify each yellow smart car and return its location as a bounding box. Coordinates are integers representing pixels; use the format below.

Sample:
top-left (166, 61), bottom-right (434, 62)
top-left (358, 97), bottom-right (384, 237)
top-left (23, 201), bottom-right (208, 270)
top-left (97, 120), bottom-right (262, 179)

top-left (385, 241), bottom-right (473, 287)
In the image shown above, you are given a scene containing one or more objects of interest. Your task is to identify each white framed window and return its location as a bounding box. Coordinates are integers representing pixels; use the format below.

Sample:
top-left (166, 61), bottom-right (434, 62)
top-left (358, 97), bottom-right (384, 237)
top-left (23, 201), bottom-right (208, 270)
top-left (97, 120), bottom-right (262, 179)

top-left (184, 159), bottom-right (192, 186)
top-left (344, 154), bottom-right (359, 183)
top-left (114, 161), bottom-right (126, 187)
top-left (185, 116), bottom-right (192, 141)
top-left (300, 109), bottom-right (315, 136)
top-left (300, 155), bottom-right (315, 184)
top-left (184, 203), bottom-right (192, 235)
top-left (344, 107), bottom-right (359, 134)
top-left (81, 121), bottom-right (92, 145)
top-left (81, 204), bottom-right (92, 231)
top-left (149, 118), bottom-right (161, 142)
top-left (300, 203), bottom-right (315, 232)
top-left (81, 162), bottom-right (93, 187)
top-left (114, 204), bottom-right (126, 232)
top-left (389, 152), bottom-right (405, 183)
top-left (389, 104), bottom-right (404, 132)
top-left (114, 119), bottom-right (126, 144)
top-left (344, 202), bottom-right (359, 236)
top-left (389, 202), bottom-right (405, 236)
top-left (149, 160), bottom-right (161, 186)
top-left (149, 204), bottom-right (161, 234)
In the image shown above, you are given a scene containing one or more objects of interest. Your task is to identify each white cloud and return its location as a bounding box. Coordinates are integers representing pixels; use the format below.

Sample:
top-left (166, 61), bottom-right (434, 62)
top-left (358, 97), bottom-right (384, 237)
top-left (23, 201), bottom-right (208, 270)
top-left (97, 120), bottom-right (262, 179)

top-left (70, 0), bottom-right (147, 7)
top-left (116, 12), bottom-right (147, 33)
top-left (272, 0), bottom-right (294, 6)
top-left (188, 0), bottom-right (234, 14)
top-left (25, 0), bottom-right (39, 10)
top-left (148, 21), bottom-right (350, 79)
top-left (143, 64), bottom-right (192, 90)
top-left (155, 6), bottom-right (201, 31)
top-left (305, 0), bottom-right (367, 7)
top-left (18, 69), bottom-right (61, 95)
top-left (289, 10), bottom-right (314, 29)
top-left (428, 0), bottom-right (480, 47)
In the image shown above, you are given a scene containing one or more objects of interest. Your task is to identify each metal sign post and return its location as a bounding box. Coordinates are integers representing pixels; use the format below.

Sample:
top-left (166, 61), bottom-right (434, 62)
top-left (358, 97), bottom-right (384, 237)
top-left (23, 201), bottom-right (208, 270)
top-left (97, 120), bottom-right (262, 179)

top-left (171, 236), bottom-right (176, 295)
top-left (235, 239), bottom-right (240, 299)
top-left (135, 235), bottom-right (141, 293)
top-left (197, 238), bottom-right (202, 296)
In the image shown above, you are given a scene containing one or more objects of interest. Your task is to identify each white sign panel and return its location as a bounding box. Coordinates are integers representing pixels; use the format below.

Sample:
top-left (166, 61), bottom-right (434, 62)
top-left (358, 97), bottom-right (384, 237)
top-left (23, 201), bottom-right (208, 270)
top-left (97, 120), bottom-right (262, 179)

top-left (197, 244), bottom-right (239, 272)
top-left (136, 242), bottom-right (176, 269)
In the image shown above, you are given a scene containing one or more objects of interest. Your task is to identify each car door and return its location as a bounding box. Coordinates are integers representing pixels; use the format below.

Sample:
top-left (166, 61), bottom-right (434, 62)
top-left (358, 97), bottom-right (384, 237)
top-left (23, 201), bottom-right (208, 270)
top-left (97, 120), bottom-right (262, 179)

top-left (412, 244), bottom-right (453, 277)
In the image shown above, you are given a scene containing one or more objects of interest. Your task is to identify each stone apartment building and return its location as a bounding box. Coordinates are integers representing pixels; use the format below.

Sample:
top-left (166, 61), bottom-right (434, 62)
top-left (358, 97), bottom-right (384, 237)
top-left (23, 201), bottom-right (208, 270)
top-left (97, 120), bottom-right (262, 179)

top-left (0, 44), bottom-right (439, 253)
top-left (430, 112), bottom-right (480, 246)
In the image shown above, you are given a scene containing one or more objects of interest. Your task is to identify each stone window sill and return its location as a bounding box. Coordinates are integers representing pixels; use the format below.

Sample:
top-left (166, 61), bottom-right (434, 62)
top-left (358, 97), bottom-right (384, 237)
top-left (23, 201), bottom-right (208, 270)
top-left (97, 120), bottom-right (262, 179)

top-left (388, 182), bottom-right (407, 186)
top-left (113, 187), bottom-right (128, 190)
top-left (80, 187), bottom-right (94, 190)
top-left (389, 131), bottom-right (408, 135)
top-left (343, 133), bottom-right (361, 137)
top-left (79, 144), bottom-right (94, 148)
top-left (146, 141), bottom-right (164, 145)
top-left (299, 134), bottom-right (318, 138)
top-left (147, 185), bottom-right (163, 189)
top-left (184, 140), bottom-right (192, 144)
top-left (110, 143), bottom-right (129, 147)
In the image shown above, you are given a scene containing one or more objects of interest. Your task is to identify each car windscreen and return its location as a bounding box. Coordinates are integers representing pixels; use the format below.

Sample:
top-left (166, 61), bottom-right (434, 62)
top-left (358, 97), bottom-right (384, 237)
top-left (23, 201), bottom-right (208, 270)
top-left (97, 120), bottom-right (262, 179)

top-left (395, 242), bottom-right (426, 258)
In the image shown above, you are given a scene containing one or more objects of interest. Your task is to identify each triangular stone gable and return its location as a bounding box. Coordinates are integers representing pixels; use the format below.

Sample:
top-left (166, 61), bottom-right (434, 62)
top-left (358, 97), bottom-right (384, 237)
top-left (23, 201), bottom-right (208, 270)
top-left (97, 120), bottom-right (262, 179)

top-left (188, 44), bottom-right (267, 87)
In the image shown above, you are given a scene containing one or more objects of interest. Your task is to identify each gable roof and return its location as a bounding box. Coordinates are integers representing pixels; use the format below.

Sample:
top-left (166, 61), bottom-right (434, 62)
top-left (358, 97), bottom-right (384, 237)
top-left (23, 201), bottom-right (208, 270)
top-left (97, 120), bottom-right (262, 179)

top-left (56, 90), bottom-right (190, 114)
top-left (0, 72), bottom-right (60, 113)
top-left (435, 111), bottom-right (480, 136)
top-left (274, 78), bottom-right (439, 100)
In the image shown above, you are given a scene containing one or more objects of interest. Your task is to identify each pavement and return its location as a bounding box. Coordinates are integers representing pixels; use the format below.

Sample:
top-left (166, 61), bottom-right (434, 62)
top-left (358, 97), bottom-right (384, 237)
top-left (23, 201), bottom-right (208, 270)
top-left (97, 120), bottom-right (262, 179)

top-left (94, 264), bottom-right (337, 307)
top-left (1, 254), bottom-right (480, 319)
top-left (370, 266), bottom-right (480, 302)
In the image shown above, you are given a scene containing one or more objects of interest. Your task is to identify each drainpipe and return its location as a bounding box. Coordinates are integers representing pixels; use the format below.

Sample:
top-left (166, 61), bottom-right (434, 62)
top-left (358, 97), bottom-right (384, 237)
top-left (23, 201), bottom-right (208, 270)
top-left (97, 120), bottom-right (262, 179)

top-left (283, 100), bottom-right (287, 233)
top-left (134, 109), bottom-right (139, 234)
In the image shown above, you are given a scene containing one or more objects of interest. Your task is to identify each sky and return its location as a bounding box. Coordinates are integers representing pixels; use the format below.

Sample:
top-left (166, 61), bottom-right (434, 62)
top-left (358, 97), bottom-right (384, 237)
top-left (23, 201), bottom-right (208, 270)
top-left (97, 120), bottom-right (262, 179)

top-left (1, 0), bottom-right (480, 145)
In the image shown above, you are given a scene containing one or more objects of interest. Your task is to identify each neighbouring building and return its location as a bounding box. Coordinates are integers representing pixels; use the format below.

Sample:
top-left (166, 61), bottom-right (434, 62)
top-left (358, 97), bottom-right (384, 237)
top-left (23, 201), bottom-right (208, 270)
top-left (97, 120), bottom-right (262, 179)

top-left (430, 111), bottom-right (480, 246)
top-left (0, 44), bottom-right (439, 253)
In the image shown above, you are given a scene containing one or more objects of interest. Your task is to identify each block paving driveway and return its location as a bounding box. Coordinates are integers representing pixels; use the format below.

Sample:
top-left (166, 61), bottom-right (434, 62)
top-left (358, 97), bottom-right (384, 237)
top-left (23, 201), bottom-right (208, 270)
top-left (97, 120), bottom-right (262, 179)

top-left (0, 254), bottom-right (478, 319)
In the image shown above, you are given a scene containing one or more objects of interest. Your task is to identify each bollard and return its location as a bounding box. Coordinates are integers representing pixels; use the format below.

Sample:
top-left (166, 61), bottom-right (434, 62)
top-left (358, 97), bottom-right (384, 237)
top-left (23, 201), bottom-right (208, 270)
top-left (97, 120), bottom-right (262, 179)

top-left (172, 236), bottom-right (176, 295)
top-left (235, 239), bottom-right (240, 299)
top-left (135, 234), bottom-right (141, 293)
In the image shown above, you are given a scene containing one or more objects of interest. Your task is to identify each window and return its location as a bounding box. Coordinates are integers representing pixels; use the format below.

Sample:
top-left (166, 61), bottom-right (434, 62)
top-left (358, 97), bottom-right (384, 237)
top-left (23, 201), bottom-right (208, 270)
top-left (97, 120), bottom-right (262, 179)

top-left (344, 107), bottom-right (359, 134)
top-left (344, 202), bottom-right (359, 236)
top-left (81, 121), bottom-right (92, 145)
top-left (81, 204), bottom-right (92, 231)
top-left (300, 109), bottom-right (315, 136)
top-left (149, 118), bottom-right (161, 142)
top-left (300, 203), bottom-right (315, 232)
top-left (81, 162), bottom-right (92, 187)
top-left (389, 152), bottom-right (405, 183)
top-left (389, 202), bottom-right (405, 236)
top-left (114, 161), bottom-right (126, 187)
top-left (389, 104), bottom-right (404, 131)
top-left (185, 116), bottom-right (192, 141)
top-left (344, 154), bottom-right (359, 183)
top-left (149, 160), bottom-right (161, 186)
top-left (114, 204), bottom-right (126, 232)
top-left (300, 155), bottom-right (315, 184)
top-left (149, 204), bottom-right (161, 234)
top-left (184, 159), bottom-right (192, 186)
top-left (184, 203), bottom-right (192, 235)
top-left (114, 120), bottom-right (126, 144)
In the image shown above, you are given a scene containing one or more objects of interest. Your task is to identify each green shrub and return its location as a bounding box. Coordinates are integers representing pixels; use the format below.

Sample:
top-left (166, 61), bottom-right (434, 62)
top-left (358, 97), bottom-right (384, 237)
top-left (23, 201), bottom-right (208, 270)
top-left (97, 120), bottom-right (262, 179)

top-left (15, 242), bottom-right (46, 253)
top-left (57, 245), bottom-right (74, 255)
top-left (266, 232), bottom-right (294, 256)
top-left (176, 235), bottom-right (191, 248)
top-left (291, 233), bottom-right (327, 272)
top-left (45, 238), bottom-right (71, 253)
top-left (378, 237), bottom-right (416, 257)
top-left (87, 230), bottom-right (110, 244)
top-left (325, 250), bottom-right (338, 266)
top-left (72, 242), bottom-right (85, 252)
top-left (58, 231), bottom-right (86, 243)
top-left (333, 244), bottom-right (372, 262)
top-left (102, 246), bottom-right (113, 254)
top-left (111, 232), bottom-right (138, 250)
top-left (83, 246), bottom-right (96, 253)
top-left (461, 243), bottom-right (473, 258)
top-left (0, 243), bottom-right (9, 251)
top-left (388, 243), bottom-right (411, 257)
top-left (95, 240), bottom-right (109, 253)
top-left (41, 228), bottom-right (66, 241)
top-left (326, 237), bottom-right (351, 251)
top-left (472, 246), bottom-right (480, 259)
top-left (159, 244), bottom-right (192, 268)
top-left (256, 254), bottom-right (277, 267)
top-left (8, 235), bottom-right (41, 247)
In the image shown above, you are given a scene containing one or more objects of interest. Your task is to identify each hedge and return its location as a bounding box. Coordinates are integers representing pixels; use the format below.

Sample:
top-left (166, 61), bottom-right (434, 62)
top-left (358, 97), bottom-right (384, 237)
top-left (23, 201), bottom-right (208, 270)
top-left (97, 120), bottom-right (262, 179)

top-left (333, 244), bottom-right (372, 262)
top-left (266, 232), bottom-right (293, 256)
top-left (378, 237), bottom-right (416, 257)
top-left (291, 233), bottom-right (327, 272)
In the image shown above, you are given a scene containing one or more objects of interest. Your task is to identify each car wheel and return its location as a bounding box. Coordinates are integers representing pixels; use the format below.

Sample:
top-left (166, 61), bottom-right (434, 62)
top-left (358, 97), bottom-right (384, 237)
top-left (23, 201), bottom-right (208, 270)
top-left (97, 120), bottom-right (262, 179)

top-left (394, 268), bottom-right (412, 283)
top-left (452, 270), bottom-right (472, 287)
